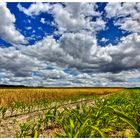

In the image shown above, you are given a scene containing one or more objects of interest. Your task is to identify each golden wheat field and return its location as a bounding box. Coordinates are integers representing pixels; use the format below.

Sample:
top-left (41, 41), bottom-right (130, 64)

top-left (0, 87), bottom-right (124, 107)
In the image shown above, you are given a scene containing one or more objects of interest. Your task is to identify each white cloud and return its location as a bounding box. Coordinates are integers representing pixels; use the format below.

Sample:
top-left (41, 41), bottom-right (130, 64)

top-left (98, 33), bottom-right (140, 72)
top-left (22, 31), bottom-right (140, 75)
top-left (17, 2), bottom-right (52, 16)
top-left (17, 2), bottom-right (106, 34)
top-left (100, 37), bottom-right (109, 43)
top-left (52, 3), bottom-right (105, 33)
top-left (1, 32), bottom-right (140, 87)
top-left (60, 32), bottom-right (97, 60)
top-left (115, 17), bottom-right (140, 33)
top-left (0, 46), bottom-right (43, 78)
top-left (40, 18), bottom-right (46, 24)
top-left (105, 2), bottom-right (140, 33)
top-left (1, 2), bottom-right (140, 87)
top-left (0, 3), bottom-right (27, 45)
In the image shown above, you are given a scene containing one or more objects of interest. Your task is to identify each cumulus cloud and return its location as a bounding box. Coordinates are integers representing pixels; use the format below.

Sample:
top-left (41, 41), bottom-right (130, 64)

top-left (17, 2), bottom-right (106, 34)
top-left (105, 2), bottom-right (140, 33)
top-left (1, 2), bottom-right (140, 87)
top-left (1, 31), bottom-right (140, 86)
top-left (0, 46), bottom-right (43, 78)
top-left (53, 3), bottom-right (105, 33)
top-left (60, 33), bottom-right (97, 60)
top-left (0, 3), bottom-right (27, 45)
top-left (22, 32), bottom-right (140, 74)
top-left (104, 33), bottom-right (140, 72)
top-left (17, 2), bottom-right (52, 16)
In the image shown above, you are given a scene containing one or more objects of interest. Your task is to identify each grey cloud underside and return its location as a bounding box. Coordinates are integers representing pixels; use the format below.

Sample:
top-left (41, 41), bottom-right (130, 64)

top-left (22, 32), bottom-right (140, 74)
top-left (0, 2), bottom-right (140, 87)
top-left (1, 32), bottom-right (140, 87)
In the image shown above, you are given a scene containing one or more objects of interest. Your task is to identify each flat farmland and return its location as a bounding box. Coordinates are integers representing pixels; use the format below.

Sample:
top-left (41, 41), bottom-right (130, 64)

top-left (0, 88), bottom-right (140, 138)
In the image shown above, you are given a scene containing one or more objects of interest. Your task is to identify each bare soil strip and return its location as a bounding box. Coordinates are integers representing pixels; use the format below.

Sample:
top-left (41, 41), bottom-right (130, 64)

top-left (2, 98), bottom-right (94, 120)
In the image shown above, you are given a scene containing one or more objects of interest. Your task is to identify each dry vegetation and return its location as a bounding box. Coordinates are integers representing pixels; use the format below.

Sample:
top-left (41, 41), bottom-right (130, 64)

top-left (0, 87), bottom-right (124, 107)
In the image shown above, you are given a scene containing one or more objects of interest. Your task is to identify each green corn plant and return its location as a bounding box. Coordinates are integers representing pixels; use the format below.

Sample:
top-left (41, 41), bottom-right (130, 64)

top-left (31, 122), bottom-right (39, 138)
top-left (108, 106), bottom-right (140, 135)
top-left (18, 122), bottom-right (31, 138)
top-left (31, 116), bottom-right (44, 138)
top-left (19, 102), bottom-right (27, 113)
top-left (42, 100), bottom-right (48, 109)
top-left (55, 106), bottom-right (105, 138)
top-left (73, 118), bottom-right (90, 138)
top-left (44, 106), bottom-right (57, 129)
top-left (26, 104), bottom-right (32, 113)
top-left (55, 111), bottom-right (76, 137)
top-left (90, 126), bottom-right (105, 138)
top-left (55, 103), bottom-right (94, 137)
top-left (13, 102), bottom-right (21, 114)
top-left (30, 122), bottom-right (36, 137)
top-left (33, 130), bottom-right (39, 138)
top-left (37, 115), bottom-right (44, 131)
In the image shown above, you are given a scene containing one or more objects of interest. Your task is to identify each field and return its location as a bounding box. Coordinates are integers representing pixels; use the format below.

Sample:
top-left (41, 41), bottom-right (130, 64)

top-left (0, 87), bottom-right (140, 138)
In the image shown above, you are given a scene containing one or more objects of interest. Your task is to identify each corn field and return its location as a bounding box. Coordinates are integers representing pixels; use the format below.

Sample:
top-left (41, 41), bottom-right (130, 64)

top-left (0, 88), bottom-right (140, 138)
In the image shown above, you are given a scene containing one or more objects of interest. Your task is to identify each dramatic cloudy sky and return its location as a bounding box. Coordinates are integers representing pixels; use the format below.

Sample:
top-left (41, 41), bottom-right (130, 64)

top-left (0, 2), bottom-right (140, 87)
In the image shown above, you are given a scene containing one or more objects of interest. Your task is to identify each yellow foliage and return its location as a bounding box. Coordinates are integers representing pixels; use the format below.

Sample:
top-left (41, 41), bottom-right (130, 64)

top-left (0, 87), bottom-right (124, 107)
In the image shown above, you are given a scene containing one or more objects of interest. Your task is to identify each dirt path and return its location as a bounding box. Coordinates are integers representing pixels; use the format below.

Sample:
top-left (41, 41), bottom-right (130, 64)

top-left (0, 98), bottom-right (95, 138)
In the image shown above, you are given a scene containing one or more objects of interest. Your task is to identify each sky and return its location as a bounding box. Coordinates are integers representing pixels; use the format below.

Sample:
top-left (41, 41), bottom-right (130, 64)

top-left (0, 2), bottom-right (140, 87)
